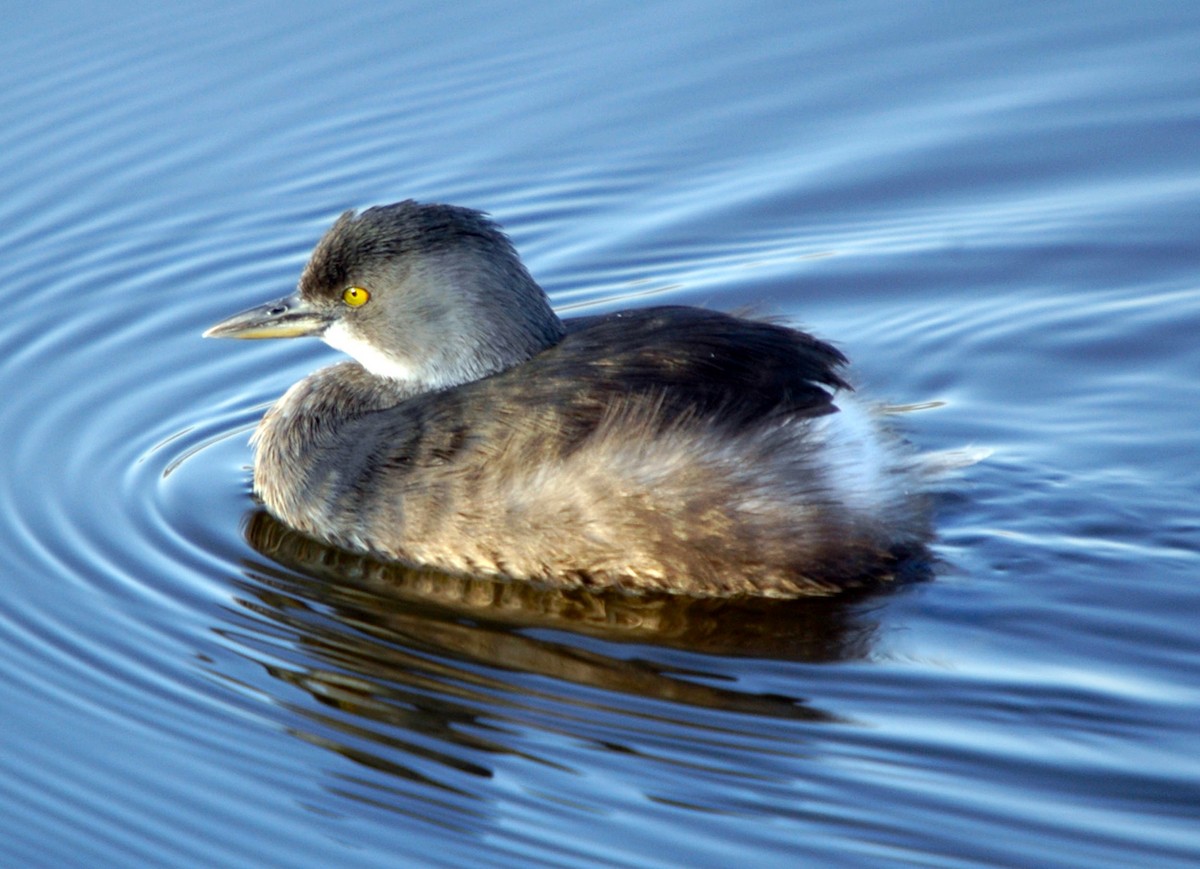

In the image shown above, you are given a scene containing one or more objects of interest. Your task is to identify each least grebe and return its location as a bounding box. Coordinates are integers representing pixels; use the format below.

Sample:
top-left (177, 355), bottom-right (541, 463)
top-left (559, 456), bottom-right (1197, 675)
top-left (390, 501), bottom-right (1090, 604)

top-left (206, 201), bottom-right (929, 597)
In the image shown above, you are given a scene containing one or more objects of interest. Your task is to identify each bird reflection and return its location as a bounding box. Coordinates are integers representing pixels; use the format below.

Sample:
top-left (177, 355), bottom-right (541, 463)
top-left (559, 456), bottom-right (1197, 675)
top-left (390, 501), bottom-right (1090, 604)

top-left (216, 510), bottom-right (926, 813)
top-left (241, 509), bottom-right (920, 659)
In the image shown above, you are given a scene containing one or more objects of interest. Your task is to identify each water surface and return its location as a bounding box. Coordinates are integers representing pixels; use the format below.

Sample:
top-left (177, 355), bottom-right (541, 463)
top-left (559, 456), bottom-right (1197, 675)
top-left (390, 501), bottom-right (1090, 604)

top-left (2, 2), bottom-right (1199, 866)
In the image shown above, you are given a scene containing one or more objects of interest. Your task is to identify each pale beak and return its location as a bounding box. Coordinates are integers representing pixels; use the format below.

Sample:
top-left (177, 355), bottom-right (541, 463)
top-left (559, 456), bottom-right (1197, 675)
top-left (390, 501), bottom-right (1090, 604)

top-left (203, 293), bottom-right (331, 339)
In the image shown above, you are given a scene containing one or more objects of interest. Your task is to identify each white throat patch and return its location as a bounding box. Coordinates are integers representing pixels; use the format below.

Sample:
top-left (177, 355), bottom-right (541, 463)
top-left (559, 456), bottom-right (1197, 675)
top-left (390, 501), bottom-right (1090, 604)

top-left (322, 319), bottom-right (416, 382)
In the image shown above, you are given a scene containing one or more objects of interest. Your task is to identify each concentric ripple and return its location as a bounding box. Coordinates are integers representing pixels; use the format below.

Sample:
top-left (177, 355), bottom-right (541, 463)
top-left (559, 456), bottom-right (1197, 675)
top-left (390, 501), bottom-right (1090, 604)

top-left (4, 1), bottom-right (1200, 866)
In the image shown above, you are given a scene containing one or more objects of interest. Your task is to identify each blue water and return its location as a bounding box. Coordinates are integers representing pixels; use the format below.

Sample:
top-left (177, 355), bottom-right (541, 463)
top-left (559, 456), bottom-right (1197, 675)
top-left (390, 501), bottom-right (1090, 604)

top-left (2, 2), bottom-right (1198, 866)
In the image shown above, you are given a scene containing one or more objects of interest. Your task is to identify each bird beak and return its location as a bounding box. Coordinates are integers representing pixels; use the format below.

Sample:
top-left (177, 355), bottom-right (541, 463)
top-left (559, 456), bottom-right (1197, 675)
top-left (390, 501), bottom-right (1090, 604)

top-left (203, 293), bottom-right (331, 339)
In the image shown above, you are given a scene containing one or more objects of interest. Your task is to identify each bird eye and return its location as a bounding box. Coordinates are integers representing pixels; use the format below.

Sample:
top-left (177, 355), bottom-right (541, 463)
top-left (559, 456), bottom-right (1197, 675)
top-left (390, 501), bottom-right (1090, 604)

top-left (342, 286), bottom-right (370, 307)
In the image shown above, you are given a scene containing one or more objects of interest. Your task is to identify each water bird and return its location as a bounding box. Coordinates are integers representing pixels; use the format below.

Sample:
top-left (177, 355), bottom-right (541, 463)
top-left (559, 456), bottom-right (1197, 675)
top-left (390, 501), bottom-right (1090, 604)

top-left (205, 201), bottom-right (930, 597)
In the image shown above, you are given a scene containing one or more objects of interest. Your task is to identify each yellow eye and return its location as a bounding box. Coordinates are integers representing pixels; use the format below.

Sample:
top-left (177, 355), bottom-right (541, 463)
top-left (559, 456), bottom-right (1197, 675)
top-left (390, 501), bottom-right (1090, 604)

top-left (342, 286), bottom-right (370, 307)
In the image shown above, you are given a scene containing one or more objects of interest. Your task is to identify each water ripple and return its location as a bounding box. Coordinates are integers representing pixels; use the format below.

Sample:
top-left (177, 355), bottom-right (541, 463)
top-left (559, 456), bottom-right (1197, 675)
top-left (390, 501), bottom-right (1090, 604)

top-left (3, 1), bottom-right (1200, 865)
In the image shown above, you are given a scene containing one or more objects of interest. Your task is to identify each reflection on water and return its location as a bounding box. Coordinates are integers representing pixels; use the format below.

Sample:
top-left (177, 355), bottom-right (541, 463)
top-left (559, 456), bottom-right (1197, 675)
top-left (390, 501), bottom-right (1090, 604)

top-left (214, 512), bottom-right (932, 827)
top-left (217, 511), bottom-right (931, 813)
top-left (240, 510), bottom-right (911, 663)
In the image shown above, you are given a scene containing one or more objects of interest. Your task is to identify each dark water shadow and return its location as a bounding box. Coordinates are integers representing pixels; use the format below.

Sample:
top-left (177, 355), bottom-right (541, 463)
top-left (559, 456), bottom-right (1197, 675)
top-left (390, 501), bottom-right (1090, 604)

top-left (240, 510), bottom-right (926, 659)
top-left (212, 511), bottom-right (929, 818)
